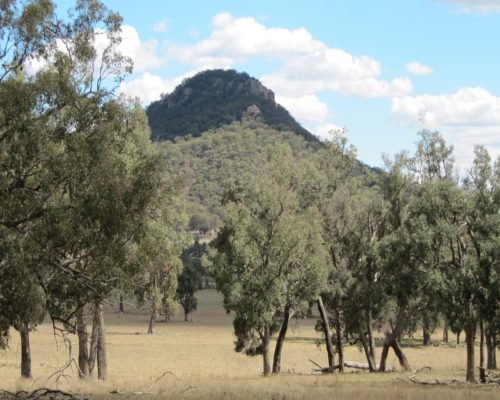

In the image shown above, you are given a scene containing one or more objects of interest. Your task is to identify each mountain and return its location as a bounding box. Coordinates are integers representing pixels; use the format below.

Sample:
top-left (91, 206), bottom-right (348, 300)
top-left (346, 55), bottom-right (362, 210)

top-left (148, 69), bottom-right (376, 234)
top-left (146, 69), bottom-right (318, 142)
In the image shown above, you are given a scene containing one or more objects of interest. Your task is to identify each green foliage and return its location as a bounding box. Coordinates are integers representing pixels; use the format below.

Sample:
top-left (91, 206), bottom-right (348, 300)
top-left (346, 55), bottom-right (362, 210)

top-left (160, 119), bottom-right (321, 233)
top-left (176, 258), bottom-right (202, 320)
top-left (1, 0), bottom-right (134, 341)
top-left (206, 146), bottom-right (327, 359)
top-left (0, 1), bottom-right (187, 347)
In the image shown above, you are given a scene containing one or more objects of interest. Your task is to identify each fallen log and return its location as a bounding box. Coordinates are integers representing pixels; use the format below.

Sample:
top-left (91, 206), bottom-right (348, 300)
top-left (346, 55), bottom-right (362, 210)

top-left (308, 359), bottom-right (394, 373)
top-left (308, 359), bottom-right (339, 373)
top-left (414, 366), bottom-right (432, 373)
top-left (343, 361), bottom-right (376, 370)
top-left (0, 389), bottom-right (87, 400)
top-left (478, 369), bottom-right (500, 385)
top-left (397, 377), bottom-right (465, 386)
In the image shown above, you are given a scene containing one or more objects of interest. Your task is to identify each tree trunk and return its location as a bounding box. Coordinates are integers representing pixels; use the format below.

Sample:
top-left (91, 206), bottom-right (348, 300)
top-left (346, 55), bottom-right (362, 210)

top-left (96, 302), bottom-right (107, 381)
top-left (391, 339), bottom-right (411, 371)
top-left (379, 309), bottom-right (410, 372)
top-left (148, 307), bottom-right (155, 334)
top-left (464, 323), bottom-right (476, 383)
top-left (119, 294), bottom-right (125, 313)
top-left (423, 326), bottom-right (431, 346)
top-left (443, 321), bottom-right (449, 343)
top-left (456, 331), bottom-right (460, 345)
top-left (88, 304), bottom-right (99, 377)
top-left (19, 322), bottom-right (32, 379)
top-left (479, 321), bottom-right (486, 383)
top-left (272, 304), bottom-right (292, 374)
top-left (359, 328), bottom-right (376, 372)
top-left (148, 278), bottom-right (158, 333)
top-left (378, 341), bottom-right (390, 372)
top-left (334, 308), bottom-right (344, 373)
top-left (366, 310), bottom-right (376, 364)
top-left (486, 329), bottom-right (497, 370)
top-left (76, 307), bottom-right (89, 379)
top-left (317, 296), bottom-right (335, 368)
top-left (262, 323), bottom-right (271, 376)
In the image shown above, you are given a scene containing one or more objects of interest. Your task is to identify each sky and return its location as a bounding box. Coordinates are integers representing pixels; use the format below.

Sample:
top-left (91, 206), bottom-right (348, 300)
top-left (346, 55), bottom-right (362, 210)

top-left (57, 0), bottom-right (500, 170)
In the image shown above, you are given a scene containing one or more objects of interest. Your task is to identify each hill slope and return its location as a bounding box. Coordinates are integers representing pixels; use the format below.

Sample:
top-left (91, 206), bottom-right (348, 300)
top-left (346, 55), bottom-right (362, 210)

top-left (160, 120), bottom-right (319, 231)
top-left (147, 69), bottom-right (318, 142)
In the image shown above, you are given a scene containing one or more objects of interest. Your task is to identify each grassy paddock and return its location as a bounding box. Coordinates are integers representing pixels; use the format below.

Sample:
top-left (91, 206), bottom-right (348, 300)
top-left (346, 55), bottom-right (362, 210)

top-left (1, 290), bottom-right (498, 399)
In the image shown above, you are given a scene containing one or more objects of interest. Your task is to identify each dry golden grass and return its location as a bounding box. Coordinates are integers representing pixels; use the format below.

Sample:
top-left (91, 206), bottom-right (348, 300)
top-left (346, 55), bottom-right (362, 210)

top-left (1, 289), bottom-right (498, 399)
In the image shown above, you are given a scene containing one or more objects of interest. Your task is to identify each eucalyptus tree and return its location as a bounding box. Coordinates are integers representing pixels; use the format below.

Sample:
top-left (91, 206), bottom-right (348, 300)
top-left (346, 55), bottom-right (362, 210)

top-left (206, 146), bottom-right (327, 375)
top-left (464, 146), bottom-right (500, 372)
top-left (0, 252), bottom-right (45, 378)
top-left (176, 258), bottom-right (203, 321)
top-left (132, 199), bottom-right (189, 334)
top-left (402, 130), bottom-right (485, 382)
top-left (1, 0), bottom-right (122, 378)
top-left (312, 131), bottom-right (392, 372)
top-left (0, 2), bottom-right (64, 338)
top-left (0, 0), bottom-right (187, 381)
top-left (310, 131), bottom-right (356, 371)
top-left (374, 152), bottom-right (421, 373)
top-left (338, 185), bottom-right (388, 372)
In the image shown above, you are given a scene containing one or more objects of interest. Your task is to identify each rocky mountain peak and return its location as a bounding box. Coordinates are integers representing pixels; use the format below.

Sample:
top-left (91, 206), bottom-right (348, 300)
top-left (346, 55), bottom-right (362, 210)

top-left (146, 69), bottom-right (316, 142)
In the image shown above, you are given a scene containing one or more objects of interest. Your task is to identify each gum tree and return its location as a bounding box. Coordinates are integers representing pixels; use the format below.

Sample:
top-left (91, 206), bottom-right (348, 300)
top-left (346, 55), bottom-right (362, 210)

top-left (207, 146), bottom-right (326, 375)
top-left (1, 0), bottom-right (186, 380)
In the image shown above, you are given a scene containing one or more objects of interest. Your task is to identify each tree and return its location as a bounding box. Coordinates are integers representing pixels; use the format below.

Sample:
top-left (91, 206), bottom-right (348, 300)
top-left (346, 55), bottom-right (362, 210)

top-left (176, 259), bottom-right (202, 321)
top-left (1, 0), bottom-right (187, 380)
top-left (1, 0), bottom-right (127, 378)
top-left (464, 146), bottom-right (500, 373)
top-left (206, 146), bottom-right (326, 375)
top-left (404, 131), bottom-right (486, 382)
top-left (313, 131), bottom-right (387, 372)
top-left (0, 258), bottom-right (45, 378)
top-left (132, 192), bottom-right (189, 334)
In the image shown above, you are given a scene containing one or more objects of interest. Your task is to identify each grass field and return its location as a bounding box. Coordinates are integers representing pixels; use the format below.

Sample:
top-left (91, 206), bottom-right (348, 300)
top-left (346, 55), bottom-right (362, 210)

top-left (1, 289), bottom-right (498, 399)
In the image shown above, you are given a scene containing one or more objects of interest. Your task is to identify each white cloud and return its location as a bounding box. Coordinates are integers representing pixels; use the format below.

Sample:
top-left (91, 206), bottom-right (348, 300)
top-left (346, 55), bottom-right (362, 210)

top-left (447, 127), bottom-right (500, 171)
top-left (119, 72), bottom-right (193, 105)
top-left (25, 25), bottom-right (162, 75)
top-left (166, 12), bottom-right (411, 98)
top-left (262, 72), bottom-right (412, 98)
top-left (391, 87), bottom-right (500, 167)
top-left (437, 0), bottom-right (500, 14)
top-left (116, 25), bottom-right (163, 72)
top-left (406, 62), bottom-right (433, 76)
top-left (312, 123), bottom-right (343, 141)
top-left (391, 87), bottom-right (500, 127)
top-left (276, 94), bottom-right (329, 125)
top-left (333, 77), bottom-right (412, 98)
top-left (166, 12), bottom-right (323, 69)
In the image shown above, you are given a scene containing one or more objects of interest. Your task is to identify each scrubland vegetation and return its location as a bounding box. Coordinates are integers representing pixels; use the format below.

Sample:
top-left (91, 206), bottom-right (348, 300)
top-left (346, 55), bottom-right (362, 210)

top-left (0, 1), bottom-right (498, 399)
top-left (1, 290), bottom-right (499, 400)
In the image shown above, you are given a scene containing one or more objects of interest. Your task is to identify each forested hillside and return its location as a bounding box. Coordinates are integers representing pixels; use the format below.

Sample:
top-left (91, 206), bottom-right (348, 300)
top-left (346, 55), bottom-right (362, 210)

top-left (160, 119), bottom-right (323, 231)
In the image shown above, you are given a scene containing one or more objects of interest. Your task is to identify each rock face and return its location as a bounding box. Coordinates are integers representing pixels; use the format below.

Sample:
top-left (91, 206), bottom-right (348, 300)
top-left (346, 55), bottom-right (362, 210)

top-left (243, 104), bottom-right (262, 119)
top-left (146, 69), bottom-right (317, 142)
top-left (163, 70), bottom-right (275, 108)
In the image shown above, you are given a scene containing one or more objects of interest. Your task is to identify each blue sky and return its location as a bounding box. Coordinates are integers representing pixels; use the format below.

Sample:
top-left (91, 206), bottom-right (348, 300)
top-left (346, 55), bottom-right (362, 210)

top-left (58, 0), bottom-right (500, 169)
